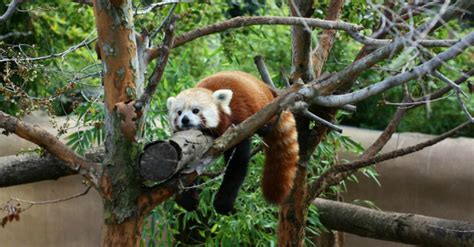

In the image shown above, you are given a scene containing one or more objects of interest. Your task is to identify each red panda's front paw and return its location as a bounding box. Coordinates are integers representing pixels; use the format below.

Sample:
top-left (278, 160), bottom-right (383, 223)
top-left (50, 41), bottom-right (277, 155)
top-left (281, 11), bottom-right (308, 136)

top-left (175, 189), bottom-right (200, 212)
top-left (213, 196), bottom-right (236, 215)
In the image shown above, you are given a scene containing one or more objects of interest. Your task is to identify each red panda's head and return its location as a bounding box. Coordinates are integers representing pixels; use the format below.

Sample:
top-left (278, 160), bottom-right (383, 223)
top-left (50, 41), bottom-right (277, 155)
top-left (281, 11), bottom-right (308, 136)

top-left (166, 88), bottom-right (233, 132)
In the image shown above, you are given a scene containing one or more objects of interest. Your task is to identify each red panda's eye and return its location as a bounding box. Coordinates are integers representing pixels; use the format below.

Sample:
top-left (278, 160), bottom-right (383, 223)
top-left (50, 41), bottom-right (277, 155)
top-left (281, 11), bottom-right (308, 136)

top-left (192, 108), bottom-right (200, 114)
top-left (177, 111), bottom-right (182, 115)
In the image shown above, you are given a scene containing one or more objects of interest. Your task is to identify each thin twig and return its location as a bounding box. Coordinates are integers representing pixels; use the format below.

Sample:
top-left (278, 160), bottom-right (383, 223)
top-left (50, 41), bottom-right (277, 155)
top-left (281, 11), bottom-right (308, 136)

top-left (254, 55), bottom-right (276, 89)
top-left (332, 121), bottom-right (471, 173)
top-left (10, 185), bottom-right (92, 206)
top-left (0, 31), bottom-right (97, 63)
top-left (302, 109), bottom-right (343, 133)
top-left (412, 68), bottom-right (474, 105)
top-left (455, 92), bottom-right (474, 122)
top-left (339, 104), bottom-right (357, 112)
top-left (384, 92), bottom-right (454, 107)
top-left (135, 0), bottom-right (190, 15)
top-left (432, 70), bottom-right (473, 121)
top-left (433, 70), bottom-right (468, 97)
top-left (149, 3), bottom-right (178, 46)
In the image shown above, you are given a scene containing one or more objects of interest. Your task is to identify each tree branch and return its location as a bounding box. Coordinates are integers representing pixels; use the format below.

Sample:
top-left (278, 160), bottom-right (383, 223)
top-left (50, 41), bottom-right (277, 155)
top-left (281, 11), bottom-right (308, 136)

top-left (305, 69), bottom-right (473, 203)
top-left (308, 0), bottom-right (472, 96)
top-left (0, 31), bottom-right (32, 41)
top-left (254, 55), bottom-right (276, 88)
top-left (0, 31), bottom-right (97, 63)
top-left (347, 30), bottom-right (459, 47)
top-left (148, 3), bottom-right (177, 46)
top-left (0, 151), bottom-right (103, 187)
top-left (308, 120), bottom-right (471, 201)
top-left (138, 130), bottom-right (213, 182)
top-left (72, 0), bottom-right (92, 6)
top-left (336, 120), bottom-right (471, 173)
top-left (10, 185), bottom-right (92, 206)
top-left (311, 31), bottom-right (474, 107)
top-left (0, 154), bottom-right (77, 187)
top-left (314, 198), bottom-right (474, 247)
top-left (135, 0), bottom-right (187, 15)
top-left (0, 0), bottom-right (24, 23)
top-left (135, 16), bottom-right (175, 111)
top-left (311, 0), bottom-right (344, 77)
top-left (172, 16), bottom-right (362, 48)
top-left (405, 68), bottom-right (474, 106)
top-left (0, 111), bottom-right (100, 185)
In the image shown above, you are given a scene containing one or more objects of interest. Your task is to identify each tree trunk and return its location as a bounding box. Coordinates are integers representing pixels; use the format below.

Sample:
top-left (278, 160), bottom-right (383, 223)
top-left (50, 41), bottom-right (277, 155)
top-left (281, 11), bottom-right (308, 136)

top-left (277, 1), bottom-right (314, 246)
top-left (101, 217), bottom-right (144, 247)
top-left (278, 166), bottom-right (308, 246)
top-left (92, 1), bottom-right (146, 246)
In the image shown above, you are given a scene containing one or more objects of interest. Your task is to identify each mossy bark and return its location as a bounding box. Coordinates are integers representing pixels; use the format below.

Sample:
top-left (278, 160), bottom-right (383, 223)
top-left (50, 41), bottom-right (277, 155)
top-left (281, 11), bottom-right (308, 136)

top-left (92, 0), bottom-right (146, 246)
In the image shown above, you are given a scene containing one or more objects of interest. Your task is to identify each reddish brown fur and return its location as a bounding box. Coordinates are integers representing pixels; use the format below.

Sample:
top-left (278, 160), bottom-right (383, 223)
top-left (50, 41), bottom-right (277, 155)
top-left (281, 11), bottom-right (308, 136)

top-left (262, 111), bottom-right (299, 204)
top-left (197, 71), bottom-right (299, 204)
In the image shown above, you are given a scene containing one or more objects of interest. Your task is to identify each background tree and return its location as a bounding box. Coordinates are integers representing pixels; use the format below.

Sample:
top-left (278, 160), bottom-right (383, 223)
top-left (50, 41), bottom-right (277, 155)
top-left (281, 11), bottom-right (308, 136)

top-left (1, 0), bottom-right (473, 246)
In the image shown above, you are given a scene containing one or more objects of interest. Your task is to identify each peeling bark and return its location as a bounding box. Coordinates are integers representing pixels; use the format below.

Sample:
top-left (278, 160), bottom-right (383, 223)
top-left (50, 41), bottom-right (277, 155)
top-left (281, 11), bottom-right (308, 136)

top-left (101, 216), bottom-right (144, 247)
top-left (93, 0), bottom-right (141, 112)
top-left (92, 1), bottom-right (145, 245)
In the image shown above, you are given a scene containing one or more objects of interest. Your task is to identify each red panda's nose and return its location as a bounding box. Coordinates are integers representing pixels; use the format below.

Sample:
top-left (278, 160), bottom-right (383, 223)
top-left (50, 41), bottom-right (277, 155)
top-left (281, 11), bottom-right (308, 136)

top-left (181, 116), bottom-right (190, 125)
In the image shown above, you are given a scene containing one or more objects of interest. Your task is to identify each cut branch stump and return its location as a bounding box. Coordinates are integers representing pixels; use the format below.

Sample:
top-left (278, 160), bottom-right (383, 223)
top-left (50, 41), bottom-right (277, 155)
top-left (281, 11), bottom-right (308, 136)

top-left (139, 130), bottom-right (214, 182)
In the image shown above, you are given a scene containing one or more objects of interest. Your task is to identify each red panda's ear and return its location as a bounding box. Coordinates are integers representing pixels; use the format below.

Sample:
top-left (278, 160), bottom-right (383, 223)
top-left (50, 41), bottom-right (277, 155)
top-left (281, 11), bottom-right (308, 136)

top-left (212, 90), bottom-right (232, 106)
top-left (166, 97), bottom-right (175, 110)
top-left (213, 89), bottom-right (233, 115)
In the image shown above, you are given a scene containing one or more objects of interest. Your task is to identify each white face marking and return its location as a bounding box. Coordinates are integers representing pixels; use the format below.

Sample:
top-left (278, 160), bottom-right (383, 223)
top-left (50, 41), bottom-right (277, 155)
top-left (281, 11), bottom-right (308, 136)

top-left (166, 88), bottom-right (232, 132)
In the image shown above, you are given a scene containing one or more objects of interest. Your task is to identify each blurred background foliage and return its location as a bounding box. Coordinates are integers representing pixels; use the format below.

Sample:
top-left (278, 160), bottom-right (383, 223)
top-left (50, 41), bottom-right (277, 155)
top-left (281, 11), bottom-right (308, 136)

top-left (1, 0), bottom-right (473, 245)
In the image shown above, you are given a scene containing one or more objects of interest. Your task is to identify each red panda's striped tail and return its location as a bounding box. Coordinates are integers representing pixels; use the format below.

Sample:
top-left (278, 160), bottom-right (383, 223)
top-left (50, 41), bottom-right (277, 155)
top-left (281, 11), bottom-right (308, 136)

top-left (262, 110), bottom-right (299, 204)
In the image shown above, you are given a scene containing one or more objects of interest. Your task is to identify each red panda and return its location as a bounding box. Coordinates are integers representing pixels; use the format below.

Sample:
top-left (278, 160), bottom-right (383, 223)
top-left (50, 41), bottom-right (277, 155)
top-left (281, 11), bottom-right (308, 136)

top-left (166, 71), bottom-right (299, 214)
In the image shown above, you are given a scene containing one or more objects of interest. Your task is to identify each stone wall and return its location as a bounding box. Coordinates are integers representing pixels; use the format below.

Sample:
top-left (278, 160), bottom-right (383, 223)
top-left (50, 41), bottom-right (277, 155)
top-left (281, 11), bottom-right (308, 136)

top-left (341, 127), bottom-right (474, 247)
